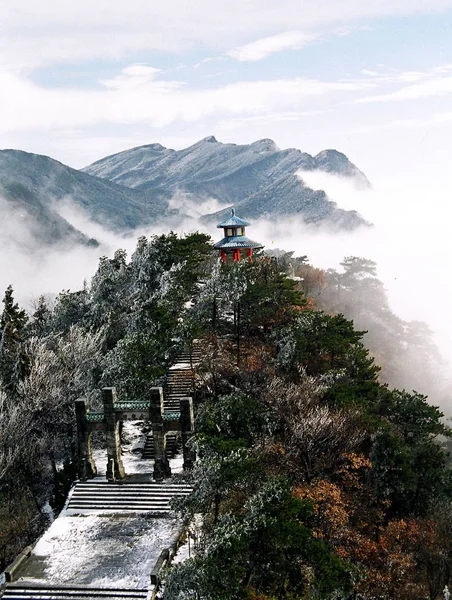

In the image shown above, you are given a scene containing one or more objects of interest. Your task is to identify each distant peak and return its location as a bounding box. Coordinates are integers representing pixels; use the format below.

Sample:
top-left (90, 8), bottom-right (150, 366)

top-left (315, 149), bottom-right (346, 160)
top-left (201, 135), bottom-right (218, 143)
top-left (251, 138), bottom-right (278, 151)
top-left (313, 149), bottom-right (370, 188)
top-left (144, 143), bottom-right (166, 150)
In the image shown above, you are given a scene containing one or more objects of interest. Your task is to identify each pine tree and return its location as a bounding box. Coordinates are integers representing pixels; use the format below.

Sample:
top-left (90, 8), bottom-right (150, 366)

top-left (0, 285), bottom-right (29, 400)
top-left (31, 295), bottom-right (51, 337)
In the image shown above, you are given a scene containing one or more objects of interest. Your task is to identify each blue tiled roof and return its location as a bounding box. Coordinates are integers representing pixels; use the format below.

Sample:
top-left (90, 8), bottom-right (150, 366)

top-left (214, 236), bottom-right (264, 250)
top-left (217, 214), bottom-right (251, 228)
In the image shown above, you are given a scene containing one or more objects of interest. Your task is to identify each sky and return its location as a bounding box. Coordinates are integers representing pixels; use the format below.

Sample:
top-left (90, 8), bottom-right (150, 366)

top-left (1, 0), bottom-right (452, 180)
top-left (2, 0), bottom-right (452, 367)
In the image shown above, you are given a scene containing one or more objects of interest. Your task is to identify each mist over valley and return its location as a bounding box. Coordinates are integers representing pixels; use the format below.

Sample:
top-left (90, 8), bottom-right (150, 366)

top-left (0, 137), bottom-right (449, 412)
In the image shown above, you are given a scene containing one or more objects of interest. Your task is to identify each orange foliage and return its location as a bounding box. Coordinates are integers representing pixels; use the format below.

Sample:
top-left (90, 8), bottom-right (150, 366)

top-left (292, 454), bottom-right (439, 598)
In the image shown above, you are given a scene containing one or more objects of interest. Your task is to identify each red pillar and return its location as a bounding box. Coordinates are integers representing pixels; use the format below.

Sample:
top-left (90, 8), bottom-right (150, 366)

top-left (233, 249), bottom-right (241, 262)
top-left (246, 248), bottom-right (253, 258)
top-left (220, 250), bottom-right (227, 263)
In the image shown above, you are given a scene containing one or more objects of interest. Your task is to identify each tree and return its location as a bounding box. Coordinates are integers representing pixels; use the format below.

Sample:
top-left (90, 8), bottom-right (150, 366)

top-left (101, 331), bottom-right (169, 401)
top-left (166, 479), bottom-right (351, 600)
top-left (52, 286), bottom-right (90, 333)
top-left (0, 285), bottom-right (30, 399)
top-left (263, 373), bottom-right (367, 482)
top-left (30, 295), bottom-right (51, 337)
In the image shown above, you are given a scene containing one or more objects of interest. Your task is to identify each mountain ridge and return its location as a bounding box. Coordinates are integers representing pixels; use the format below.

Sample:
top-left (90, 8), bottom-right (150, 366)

top-left (0, 138), bottom-right (370, 249)
top-left (0, 149), bottom-right (179, 247)
top-left (84, 136), bottom-right (370, 229)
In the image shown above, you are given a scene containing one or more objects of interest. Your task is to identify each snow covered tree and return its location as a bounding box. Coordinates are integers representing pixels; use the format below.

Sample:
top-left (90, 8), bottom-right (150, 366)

top-left (0, 285), bottom-right (30, 400)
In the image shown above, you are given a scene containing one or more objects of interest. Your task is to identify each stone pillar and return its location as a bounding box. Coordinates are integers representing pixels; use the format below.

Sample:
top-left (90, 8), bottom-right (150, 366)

top-left (75, 400), bottom-right (97, 480)
top-left (150, 387), bottom-right (171, 481)
top-left (103, 387), bottom-right (125, 481)
top-left (180, 397), bottom-right (196, 471)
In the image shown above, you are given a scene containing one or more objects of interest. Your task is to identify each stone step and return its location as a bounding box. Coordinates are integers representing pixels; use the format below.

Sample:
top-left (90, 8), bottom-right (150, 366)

top-left (141, 434), bottom-right (178, 460)
top-left (66, 482), bottom-right (192, 513)
top-left (167, 370), bottom-right (195, 376)
top-left (167, 365), bottom-right (193, 378)
top-left (1, 585), bottom-right (148, 599)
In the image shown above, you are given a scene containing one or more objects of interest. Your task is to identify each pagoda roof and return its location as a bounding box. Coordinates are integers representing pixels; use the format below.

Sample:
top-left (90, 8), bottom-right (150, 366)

top-left (217, 209), bottom-right (251, 228)
top-left (214, 236), bottom-right (264, 250)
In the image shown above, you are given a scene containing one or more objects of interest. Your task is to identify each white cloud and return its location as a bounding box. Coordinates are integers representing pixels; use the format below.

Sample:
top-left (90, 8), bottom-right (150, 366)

top-left (2, 0), bottom-right (452, 69)
top-left (101, 65), bottom-right (163, 89)
top-left (356, 69), bottom-right (452, 103)
top-left (0, 65), bottom-right (372, 135)
top-left (228, 31), bottom-right (319, 62)
top-left (401, 112), bottom-right (452, 127)
top-left (252, 171), bottom-right (452, 375)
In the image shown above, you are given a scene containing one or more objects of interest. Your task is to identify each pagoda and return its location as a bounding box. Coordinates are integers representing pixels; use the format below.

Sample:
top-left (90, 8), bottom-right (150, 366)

top-left (214, 208), bottom-right (263, 262)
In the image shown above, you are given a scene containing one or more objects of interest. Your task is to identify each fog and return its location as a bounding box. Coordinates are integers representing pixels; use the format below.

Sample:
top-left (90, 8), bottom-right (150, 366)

top-left (1, 176), bottom-right (450, 410)
top-left (0, 193), bottom-right (230, 312)
top-left (294, 171), bottom-right (452, 364)
top-left (2, 174), bottom-right (450, 356)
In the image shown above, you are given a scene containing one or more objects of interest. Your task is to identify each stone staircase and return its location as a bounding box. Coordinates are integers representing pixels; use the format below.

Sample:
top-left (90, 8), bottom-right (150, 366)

top-left (0, 344), bottom-right (204, 600)
top-left (163, 370), bottom-right (194, 411)
top-left (141, 433), bottom-right (179, 460)
top-left (163, 346), bottom-right (202, 412)
top-left (1, 585), bottom-right (148, 599)
top-left (66, 481), bottom-right (192, 513)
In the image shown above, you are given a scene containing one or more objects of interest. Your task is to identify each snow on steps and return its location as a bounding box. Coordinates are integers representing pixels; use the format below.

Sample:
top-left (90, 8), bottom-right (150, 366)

top-left (66, 481), bottom-right (192, 514)
top-left (1, 584), bottom-right (148, 599)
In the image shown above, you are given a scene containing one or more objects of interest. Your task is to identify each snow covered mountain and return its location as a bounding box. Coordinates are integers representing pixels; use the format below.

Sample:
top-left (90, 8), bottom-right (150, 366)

top-left (0, 150), bottom-right (177, 247)
top-left (0, 138), bottom-right (370, 250)
top-left (84, 136), bottom-right (370, 229)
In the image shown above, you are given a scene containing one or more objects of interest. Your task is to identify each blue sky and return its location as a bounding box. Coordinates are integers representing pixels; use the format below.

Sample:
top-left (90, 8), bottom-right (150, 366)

top-left (3, 0), bottom-right (452, 365)
top-left (1, 0), bottom-right (452, 179)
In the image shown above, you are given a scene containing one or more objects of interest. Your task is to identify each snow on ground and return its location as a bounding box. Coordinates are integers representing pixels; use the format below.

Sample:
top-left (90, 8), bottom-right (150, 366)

top-left (168, 362), bottom-right (191, 370)
top-left (6, 421), bottom-right (190, 590)
top-left (91, 421), bottom-right (151, 478)
top-left (92, 421), bottom-right (184, 480)
top-left (17, 514), bottom-right (180, 589)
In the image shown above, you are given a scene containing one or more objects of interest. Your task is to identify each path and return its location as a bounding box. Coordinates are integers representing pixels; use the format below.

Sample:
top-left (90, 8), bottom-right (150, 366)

top-left (1, 344), bottom-right (201, 600)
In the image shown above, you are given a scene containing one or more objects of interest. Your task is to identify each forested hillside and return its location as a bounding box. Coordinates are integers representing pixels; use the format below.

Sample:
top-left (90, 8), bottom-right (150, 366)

top-left (0, 234), bottom-right (451, 599)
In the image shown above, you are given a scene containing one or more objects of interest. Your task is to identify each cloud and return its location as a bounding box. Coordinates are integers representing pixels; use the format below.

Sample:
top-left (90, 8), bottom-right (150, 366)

top-left (0, 65), bottom-right (372, 135)
top-left (286, 171), bottom-right (452, 370)
top-left (0, 190), bottom-right (225, 311)
top-left (101, 64), bottom-right (164, 89)
top-left (3, 0), bottom-right (452, 69)
top-left (0, 196), bottom-right (104, 307)
top-left (228, 31), bottom-right (319, 62)
top-left (355, 67), bottom-right (452, 103)
top-left (2, 173), bottom-right (452, 409)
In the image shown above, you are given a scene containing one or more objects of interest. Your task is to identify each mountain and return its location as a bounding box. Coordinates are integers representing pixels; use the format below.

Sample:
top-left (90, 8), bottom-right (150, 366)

top-left (0, 150), bottom-right (177, 247)
top-left (84, 137), bottom-right (370, 229)
top-left (0, 139), bottom-right (370, 250)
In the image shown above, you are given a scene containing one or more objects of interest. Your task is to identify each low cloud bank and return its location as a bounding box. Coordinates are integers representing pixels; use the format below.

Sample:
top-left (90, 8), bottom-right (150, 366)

top-left (1, 178), bottom-right (450, 410)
